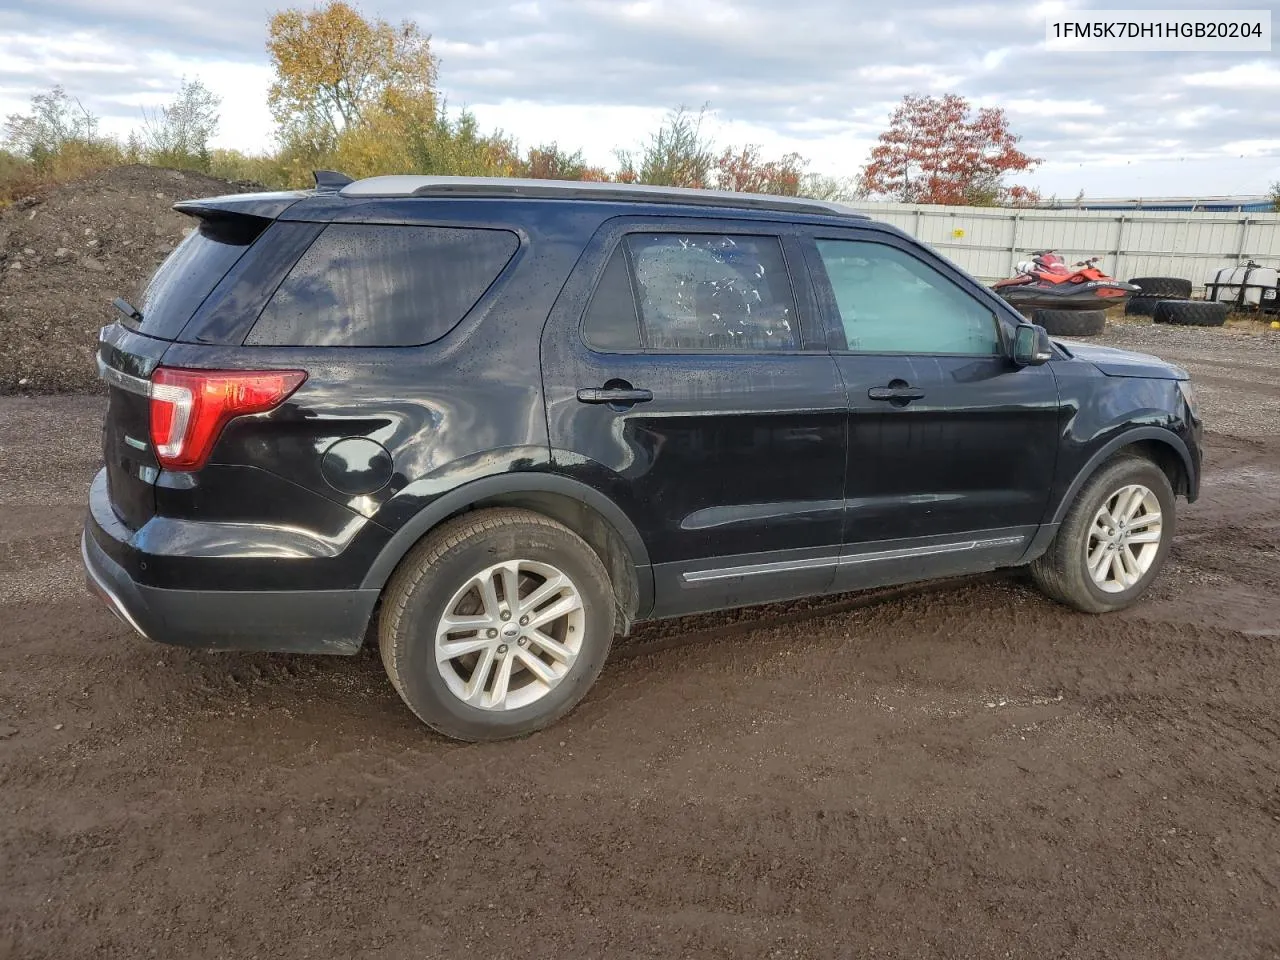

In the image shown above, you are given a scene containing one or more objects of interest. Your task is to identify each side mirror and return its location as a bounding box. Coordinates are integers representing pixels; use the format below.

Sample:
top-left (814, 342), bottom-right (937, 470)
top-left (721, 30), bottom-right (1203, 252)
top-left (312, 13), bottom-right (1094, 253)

top-left (1012, 323), bottom-right (1054, 366)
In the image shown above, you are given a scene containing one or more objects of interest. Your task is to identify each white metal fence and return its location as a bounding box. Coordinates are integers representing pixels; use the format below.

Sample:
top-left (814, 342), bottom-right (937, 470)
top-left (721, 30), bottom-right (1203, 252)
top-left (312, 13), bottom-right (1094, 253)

top-left (844, 201), bottom-right (1280, 289)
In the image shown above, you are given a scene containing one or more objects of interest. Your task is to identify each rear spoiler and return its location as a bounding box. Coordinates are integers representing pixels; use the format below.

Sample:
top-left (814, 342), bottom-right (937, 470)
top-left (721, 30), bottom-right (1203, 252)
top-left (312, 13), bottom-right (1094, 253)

top-left (172, 192), bottom-right (306, 223)
top-left (171, 171), bottom-right (351, 222)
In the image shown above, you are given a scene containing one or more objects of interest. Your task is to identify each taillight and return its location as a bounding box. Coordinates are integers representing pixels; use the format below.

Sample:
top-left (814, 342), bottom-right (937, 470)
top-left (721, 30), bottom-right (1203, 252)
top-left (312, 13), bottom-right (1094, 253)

top-left (149, 367), bottom-right (307, 471)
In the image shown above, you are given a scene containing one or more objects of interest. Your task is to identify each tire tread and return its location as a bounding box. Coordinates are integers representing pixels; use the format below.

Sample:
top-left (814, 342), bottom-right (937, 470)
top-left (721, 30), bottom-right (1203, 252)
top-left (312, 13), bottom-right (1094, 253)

top-left (1030, 455), bottom-right (1175, 614)
top-left (1125, 297), bottom-right (1161, 317)
top-left (1128, 276), bottom-right (1192, 299)
top-left (1032, 308), bottom-right (1106, 337)
top-left (1152, 299), bottom-right (1229, 327)
top-left (378, 508), bottom-right (607, 737)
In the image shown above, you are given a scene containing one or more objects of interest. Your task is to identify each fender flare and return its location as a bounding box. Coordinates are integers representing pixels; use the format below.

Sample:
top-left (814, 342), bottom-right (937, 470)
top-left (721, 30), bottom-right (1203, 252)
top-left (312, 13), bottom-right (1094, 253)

top-left (360, 472), bottom-right (653, 594)
top-left (1050, 426), bottom-right (1196, 525)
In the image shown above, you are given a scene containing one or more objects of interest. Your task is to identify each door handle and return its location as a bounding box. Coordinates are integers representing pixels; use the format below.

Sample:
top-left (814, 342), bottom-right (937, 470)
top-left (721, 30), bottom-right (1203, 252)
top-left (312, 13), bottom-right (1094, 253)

top-left (867, 382), bottom-right (925, 404)
top-left (576, 386), bottom-right (653, 405)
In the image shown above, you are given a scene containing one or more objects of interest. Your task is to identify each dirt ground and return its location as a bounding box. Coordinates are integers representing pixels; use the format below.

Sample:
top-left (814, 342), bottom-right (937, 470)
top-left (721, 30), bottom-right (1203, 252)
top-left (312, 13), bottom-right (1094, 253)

top-left (2, 319), bottom-right (1278, 959)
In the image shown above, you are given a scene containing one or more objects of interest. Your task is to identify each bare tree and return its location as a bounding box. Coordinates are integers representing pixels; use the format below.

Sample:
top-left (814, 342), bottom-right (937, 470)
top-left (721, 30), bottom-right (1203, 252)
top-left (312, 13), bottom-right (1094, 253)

top-left (139, 78), bottom-right (221, 171)
top-left (2, 86), bottom-right (103, 169)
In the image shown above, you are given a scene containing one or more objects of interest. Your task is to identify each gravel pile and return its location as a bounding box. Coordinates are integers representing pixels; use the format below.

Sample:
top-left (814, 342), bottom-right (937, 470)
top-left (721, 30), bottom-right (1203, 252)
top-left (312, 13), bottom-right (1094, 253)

top-left (0, 165), bottom-right (251, 394)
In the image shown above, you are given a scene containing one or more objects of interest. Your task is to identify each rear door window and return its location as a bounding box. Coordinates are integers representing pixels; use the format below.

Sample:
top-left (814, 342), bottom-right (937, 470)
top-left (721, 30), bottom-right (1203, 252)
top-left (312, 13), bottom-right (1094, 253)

top-left (247, 223), bottom-right (519, 347)
top-left (134, 219), bottom-right (262, 340)
top-left (581, 246), bottom-right (643, 351)
top-left (625, 233), bottom-right (798, 351)
top-left (582, 233), bottom-right (801, 353)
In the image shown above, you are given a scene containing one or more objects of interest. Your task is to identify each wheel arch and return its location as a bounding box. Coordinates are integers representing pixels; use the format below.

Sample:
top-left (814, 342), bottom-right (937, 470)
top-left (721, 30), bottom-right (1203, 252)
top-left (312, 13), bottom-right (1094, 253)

top-left (1050, 427), bottom-right (1195, 526)
top-left (361, 474), bottom-right (654, 632)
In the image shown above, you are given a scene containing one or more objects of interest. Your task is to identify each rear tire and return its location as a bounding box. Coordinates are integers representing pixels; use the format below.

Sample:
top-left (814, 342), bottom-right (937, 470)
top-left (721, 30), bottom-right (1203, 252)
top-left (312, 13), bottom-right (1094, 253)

top-left (1032, 308), bottom-right (1106, 337)
top-left (1128, 277), bottom-right (1192, 299)
top-left (378, 508), bottom-right (616, 741)
top-left (1031, 456), bottom-right (1175, 614)
top-left (1152, 300), bottom-right (1229, 327)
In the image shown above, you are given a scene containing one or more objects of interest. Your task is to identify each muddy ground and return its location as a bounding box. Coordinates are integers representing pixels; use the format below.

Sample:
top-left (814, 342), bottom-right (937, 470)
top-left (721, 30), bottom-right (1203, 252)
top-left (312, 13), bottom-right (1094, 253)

top-left (2, 320), bottom-right (1278, 959)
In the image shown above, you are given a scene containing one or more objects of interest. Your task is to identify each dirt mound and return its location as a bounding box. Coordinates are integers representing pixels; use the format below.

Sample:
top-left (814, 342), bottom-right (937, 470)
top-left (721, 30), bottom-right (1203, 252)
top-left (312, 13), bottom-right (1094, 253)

top-left (0, 165), bottom-right (254, 394)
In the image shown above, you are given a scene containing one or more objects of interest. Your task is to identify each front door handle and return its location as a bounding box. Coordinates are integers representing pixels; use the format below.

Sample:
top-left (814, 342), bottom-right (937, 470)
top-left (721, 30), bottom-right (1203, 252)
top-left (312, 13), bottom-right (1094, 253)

top-left (576, 386), bottom-right (653, 405)
top-left (867, 381), bottom-right (926, 405)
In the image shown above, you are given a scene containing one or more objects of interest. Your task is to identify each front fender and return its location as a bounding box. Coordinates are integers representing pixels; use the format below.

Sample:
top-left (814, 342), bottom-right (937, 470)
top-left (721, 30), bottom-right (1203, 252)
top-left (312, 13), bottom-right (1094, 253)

top-left (1049, 425), bottom-right (1197, 526)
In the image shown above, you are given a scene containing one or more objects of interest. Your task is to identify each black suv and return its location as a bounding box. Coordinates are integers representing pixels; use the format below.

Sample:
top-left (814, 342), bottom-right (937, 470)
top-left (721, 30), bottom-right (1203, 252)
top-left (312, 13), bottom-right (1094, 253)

top-left (84, 175), bottom-right (1202, 741)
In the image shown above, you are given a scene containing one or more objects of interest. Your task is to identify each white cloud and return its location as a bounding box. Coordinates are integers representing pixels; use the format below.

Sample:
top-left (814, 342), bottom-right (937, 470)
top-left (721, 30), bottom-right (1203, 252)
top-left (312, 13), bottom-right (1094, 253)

top-left (1219, 139), bottom-right (1280, 159)
top-left (0, 0), bottom-right (1275, 196)
top-left (0, 27), bottom-right (274, 152)
top-left (1183, 62), bottom-right (1280, 90)
top-left (998, 97), bottom-right (1108, 117)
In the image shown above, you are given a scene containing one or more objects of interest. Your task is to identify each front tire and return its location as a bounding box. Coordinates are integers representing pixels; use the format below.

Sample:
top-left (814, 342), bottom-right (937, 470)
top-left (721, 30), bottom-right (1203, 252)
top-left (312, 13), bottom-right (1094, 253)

top-left (378, 508), bottom-right (616, 741)
top-left (1031, 456), bottom-right (1175, 614)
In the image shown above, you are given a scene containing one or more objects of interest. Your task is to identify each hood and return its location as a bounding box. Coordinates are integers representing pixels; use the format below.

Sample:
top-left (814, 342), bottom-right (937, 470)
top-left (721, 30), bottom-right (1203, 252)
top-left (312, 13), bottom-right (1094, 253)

top-left (1057, 340), bottom-right (1189, 380)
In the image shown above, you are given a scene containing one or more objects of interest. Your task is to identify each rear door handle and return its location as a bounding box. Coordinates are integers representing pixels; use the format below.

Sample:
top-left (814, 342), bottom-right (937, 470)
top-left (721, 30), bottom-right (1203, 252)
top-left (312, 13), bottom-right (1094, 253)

top-left (576, 387), bottom-right (653, 405)
top-left (867, 382), bottom-right (925, 404)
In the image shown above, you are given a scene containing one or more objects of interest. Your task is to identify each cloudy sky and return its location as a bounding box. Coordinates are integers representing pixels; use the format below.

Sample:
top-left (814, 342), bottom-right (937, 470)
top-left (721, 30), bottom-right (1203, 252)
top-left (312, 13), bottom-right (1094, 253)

top-left (1, 0), bottom-right (1277, 197)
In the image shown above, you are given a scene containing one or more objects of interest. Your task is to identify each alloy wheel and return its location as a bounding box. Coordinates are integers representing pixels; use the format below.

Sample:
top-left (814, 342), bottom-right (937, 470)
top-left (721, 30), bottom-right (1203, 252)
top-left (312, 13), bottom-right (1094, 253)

top-left (434, 559), bottom-right (585, 710)
top-left (1084, 484), bottom-right (1164, 593)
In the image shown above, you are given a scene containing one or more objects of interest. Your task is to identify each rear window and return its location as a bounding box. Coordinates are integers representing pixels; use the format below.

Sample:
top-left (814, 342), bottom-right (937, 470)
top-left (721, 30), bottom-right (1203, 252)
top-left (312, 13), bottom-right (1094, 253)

top-left (134, 219), bottom-right (261, 340)
top-left (246, 223), bottom-right (519, 347)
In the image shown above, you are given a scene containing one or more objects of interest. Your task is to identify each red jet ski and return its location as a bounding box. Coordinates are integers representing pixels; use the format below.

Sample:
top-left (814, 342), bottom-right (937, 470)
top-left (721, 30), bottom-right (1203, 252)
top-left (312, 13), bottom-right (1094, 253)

top-left (993, 251), bottom-right (1140, 311)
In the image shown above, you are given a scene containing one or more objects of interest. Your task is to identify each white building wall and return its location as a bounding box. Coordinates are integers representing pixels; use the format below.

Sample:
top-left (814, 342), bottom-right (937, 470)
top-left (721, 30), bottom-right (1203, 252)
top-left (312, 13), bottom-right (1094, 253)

top-left (843, 202), bottom-right (1280, 288)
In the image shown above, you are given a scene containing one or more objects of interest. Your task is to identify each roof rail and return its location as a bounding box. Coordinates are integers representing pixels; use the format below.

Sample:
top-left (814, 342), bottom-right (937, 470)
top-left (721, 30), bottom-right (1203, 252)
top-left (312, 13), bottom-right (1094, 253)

top-left (338, 175), bottom-right (869, 220)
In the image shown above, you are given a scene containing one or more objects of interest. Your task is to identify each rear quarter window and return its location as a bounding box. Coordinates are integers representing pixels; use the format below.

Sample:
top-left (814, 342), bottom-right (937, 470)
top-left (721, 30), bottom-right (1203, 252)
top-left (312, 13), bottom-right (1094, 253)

top-left (246, 223), bottom-right (519, 347)
top-left (135, 219), bottom-right (262, 340)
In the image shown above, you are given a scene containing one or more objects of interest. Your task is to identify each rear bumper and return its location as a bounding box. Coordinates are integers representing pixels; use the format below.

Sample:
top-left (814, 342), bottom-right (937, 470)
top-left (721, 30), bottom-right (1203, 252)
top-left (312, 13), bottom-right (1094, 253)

top-left (83, 476), bottom-right (379, 655)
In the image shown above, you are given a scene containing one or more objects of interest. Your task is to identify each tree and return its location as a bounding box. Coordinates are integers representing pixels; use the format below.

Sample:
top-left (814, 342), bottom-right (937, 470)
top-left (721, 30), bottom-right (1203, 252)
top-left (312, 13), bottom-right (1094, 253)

top-left (616, 106), bottom-right (716, 188)
top-left (3, 86), bottom-right (104, 169)
top-left (0, 147), bottom-right (29, 197)
top-left (522, 142), bottom-right (587, 181)
top-left (208, 148), bottom-right (291, 188)
top-left (139, 78), bottom-right (220, 171)
top-left (1270, 181), bottom-right (1280, 213)
top-left (798, 173), bottom-right (862, 203)
top-left (1, 86), bottom-right (123, 187)
top-left (859, 94), bottom-right (1039, 206)
top-left (714, 144), bottom-right (805, 195)
top-left (267, 1), bottom-right (438, 152)
top-left (408, 106), bottom-right (521, 178)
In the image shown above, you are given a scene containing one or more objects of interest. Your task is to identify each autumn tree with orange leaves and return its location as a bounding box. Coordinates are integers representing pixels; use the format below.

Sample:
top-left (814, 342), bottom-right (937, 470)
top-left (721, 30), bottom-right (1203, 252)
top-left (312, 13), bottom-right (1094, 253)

top-left (267, 2), bottom-right (439, 148)
top-left (716, 145), bottom-right (806, 196)
top-left (859, 94), bottom-right (1040, 206)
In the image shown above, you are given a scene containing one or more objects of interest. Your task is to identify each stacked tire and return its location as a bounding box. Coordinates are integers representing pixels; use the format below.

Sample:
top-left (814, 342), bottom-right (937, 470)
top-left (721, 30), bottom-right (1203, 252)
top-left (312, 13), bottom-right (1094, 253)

top-left (1126, 276), bottom-right (1193, 318)
top-left (1152, 300), bottom-right (1229, 327)
top-left (1032, 308), bottom-right (1106, 337)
